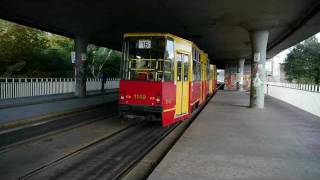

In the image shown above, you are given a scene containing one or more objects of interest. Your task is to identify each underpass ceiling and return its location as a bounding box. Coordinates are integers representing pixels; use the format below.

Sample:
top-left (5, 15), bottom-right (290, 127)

top-left (0, 0), bottom-right (320, 65)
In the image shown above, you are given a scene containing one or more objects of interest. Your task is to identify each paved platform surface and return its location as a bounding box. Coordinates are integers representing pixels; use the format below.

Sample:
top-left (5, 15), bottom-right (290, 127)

top-left (0, 90), bottom-right (118, 125)
top-left (149, 90), bottom-right (320, 180)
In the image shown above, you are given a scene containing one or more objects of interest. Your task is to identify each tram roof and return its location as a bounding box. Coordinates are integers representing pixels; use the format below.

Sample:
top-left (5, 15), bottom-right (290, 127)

top-left (124, 32), bottom-right (193, 44)
top-left (124, 33), bottom-right (205, 56)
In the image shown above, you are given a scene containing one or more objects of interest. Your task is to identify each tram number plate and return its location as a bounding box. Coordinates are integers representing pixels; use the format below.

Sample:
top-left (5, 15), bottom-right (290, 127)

top-left (134, 94), bottom-right (146, 100)
top-left (138, 40), bottom-right (151, 49)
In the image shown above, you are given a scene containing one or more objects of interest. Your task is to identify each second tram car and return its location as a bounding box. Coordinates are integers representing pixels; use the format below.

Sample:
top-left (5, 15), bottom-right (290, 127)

top-left (119, 33), bottom-right (217, 126)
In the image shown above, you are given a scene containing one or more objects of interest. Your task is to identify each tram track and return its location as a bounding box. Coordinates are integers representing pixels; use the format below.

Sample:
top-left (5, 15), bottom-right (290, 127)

top-left (0, 102), bottom-right (118, 150)
top-left (18, 122), bottom-right (177, 180)
top-left (17, 94), bottom-right (214, 180)
top-left (0, 112), bottom-right (134, 179)
top-left (127, 93), bottom-right (216, 179)
top-left (0, 92), bottom-right (216, 180)
top-left (18, 121), bottom-right (139, 180)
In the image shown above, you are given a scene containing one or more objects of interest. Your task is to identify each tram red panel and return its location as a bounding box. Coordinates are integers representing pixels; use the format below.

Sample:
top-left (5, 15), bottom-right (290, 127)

top-left (161, 82), bottom-right (176, 109)
top-left (213, 80), bottom-right (217, 93)
top-left (161, 82), bottom-right (176, 126)
top-left (191, 81), bottom-right (201, 103)
top-left (119, 80), bottom-right (162, 106)
top-left (201, 80), bottom-right (206, 102)
top-left (189, 81), bottom-right (201, 112)
top-left (162, 111), bottom-right (176, 126)
top-left (207, 81), bottom-right (210, 95)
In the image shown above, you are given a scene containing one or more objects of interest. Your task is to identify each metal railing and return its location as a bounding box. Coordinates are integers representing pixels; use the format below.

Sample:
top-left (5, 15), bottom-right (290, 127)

top-left (266, 82), bottom-right (320, 93)
top-left (0, 78), bottom-right (119, 99)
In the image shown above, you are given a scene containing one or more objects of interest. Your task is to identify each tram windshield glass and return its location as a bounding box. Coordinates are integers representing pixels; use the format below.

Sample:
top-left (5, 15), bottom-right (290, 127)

top-left (121, 37), bottom-right (173, 82)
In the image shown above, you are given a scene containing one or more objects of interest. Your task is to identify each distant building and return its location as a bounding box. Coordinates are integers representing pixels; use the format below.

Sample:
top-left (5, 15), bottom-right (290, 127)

top-left (264, 55), bottom-right (289, 83)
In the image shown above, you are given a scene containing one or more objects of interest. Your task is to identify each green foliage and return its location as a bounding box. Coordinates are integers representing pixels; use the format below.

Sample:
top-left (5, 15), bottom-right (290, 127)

top-left (0, 19), bottom-right (121, 78)
top-left (0, 21), bottom-right (47, 76)
top-left (0, 19), bottom-right (74, 77)
top-left (284, 36), bottom-right (320, 84)
top-left (87, 45), bottom-right (121, 78)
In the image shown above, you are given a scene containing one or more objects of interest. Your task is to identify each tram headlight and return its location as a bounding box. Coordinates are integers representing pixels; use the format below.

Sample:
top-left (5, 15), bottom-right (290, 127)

top-left (155, 94), bottom-right (161, 104)
top-left (120, 92), bottom-right (125, 101)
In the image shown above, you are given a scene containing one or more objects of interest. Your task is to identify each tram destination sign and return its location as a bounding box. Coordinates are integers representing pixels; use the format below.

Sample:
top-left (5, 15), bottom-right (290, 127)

top-left (138, 39), bottom-right (151, 49)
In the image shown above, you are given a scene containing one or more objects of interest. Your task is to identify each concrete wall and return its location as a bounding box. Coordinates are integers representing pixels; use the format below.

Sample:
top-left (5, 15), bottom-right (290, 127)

top-left (265, 84), bottom-right (320, 117)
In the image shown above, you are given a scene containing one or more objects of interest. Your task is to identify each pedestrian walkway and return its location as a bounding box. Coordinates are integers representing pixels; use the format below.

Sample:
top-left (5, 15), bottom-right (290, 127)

top-left (0, 89), bottom-right (118, 128)
top-left (149, 90), bottom-right (320, 180)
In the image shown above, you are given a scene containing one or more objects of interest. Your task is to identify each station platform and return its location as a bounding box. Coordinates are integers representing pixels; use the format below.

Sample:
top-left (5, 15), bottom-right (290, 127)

top-left (149, 90), bottom-right (320, 180)
top-left (0, 89), bottom-right (118, 129)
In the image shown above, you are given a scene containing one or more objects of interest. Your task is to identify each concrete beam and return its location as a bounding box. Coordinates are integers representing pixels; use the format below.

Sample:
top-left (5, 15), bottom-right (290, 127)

top-left (1, 1), bottom-right (320, 62)
top-left (74, 37), bottom-right (88, 98)
top-left (249, 30), bottom-right (269, 108)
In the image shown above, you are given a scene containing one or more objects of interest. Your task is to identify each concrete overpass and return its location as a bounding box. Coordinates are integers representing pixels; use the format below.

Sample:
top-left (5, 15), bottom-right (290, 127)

top-left (1, 0), bottom-right (320, 107)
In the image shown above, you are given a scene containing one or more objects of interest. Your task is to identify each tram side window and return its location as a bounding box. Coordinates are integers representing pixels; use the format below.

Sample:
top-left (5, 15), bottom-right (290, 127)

top-left (192, 48), bottom-right (196, 61)
top-left (194, 50), bottom-right (198, 61)
top-left (121, 42), bottom-right (128, 79)
top-left (192, 60), bottom-right (201, 81)
top-left (183, 55), bottom-right (189, 81)
top-left (177, 54), bottom-right (182, 81)
top-left (206, 64), bottom-right (210, 80)
top-left (192, 49), bottom-right (200, 81)
top-left (197, 62), bottom-right (201, 80)
top-left (164, 39), bottom-right (174, 81)
top-left (192, 60), bottom-right (196, 81)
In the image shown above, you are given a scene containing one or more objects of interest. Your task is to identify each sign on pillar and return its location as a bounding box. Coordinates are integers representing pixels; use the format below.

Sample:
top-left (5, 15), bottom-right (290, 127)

top-left (71, 51), bottom-right (76, 64)
top-left (81, 53), bottom-right (86, 61)
top-left (254, 52), bottom-right (260, 62)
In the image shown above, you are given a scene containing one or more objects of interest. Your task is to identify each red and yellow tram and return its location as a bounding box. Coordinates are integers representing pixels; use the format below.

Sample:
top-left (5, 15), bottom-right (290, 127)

top-left (119, 33), bottom-right (217, 126)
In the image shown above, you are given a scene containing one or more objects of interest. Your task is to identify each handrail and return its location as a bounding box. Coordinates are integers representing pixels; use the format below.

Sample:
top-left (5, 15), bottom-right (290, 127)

top-left (0, 78), bottom-right (120, 100)
top-left (129, 58), bottom-right (171, 62)
top-left (266, 82), bottom-right (320, 93)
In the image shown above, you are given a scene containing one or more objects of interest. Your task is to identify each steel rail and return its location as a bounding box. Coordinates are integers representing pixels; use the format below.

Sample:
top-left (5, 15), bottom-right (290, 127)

top-left (19, 92), bottom-right (217, 180)
top-left (18, 121), bottom-right (139, 180)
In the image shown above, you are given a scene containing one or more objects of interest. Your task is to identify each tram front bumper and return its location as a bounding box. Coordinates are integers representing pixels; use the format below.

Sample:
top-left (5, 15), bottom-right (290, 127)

top-left (119, 104), bottom-right (162, 115)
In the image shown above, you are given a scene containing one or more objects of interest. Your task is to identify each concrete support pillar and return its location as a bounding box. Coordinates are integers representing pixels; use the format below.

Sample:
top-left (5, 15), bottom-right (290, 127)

top-left (249, 30), bottom-right (269, 108)
top-left (237, 58), bottom-right (245, 91)
top-left (74, 37), bottom-right (88, 98)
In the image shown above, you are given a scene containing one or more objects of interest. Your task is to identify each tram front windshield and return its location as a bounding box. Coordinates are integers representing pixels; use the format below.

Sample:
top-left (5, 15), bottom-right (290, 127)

top-left (122, 37), bottom-right (167, 82)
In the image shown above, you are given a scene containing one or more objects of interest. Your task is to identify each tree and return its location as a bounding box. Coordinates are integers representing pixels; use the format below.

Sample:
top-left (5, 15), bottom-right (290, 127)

top-left (43, 34), bottom-right (74, 77)
top-left (284, 36), bottom-right (320, 84)
top-left (87, 45), bottom-right (121, 78)
top-left (0, 19), bottom-right (75, 77)
top-left (0, 21), bottom-right (49, 76)
top-left (0, 19), bottom-right (121, 78)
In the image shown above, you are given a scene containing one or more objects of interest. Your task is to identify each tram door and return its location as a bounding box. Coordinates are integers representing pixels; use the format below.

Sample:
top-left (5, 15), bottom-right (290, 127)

top-left (175, 53), bottom-right (189, 116)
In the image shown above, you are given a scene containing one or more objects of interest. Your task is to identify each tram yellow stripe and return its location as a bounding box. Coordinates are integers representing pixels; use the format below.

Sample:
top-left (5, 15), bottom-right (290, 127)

top-left (191, 99), bottom-right (200, 105)
top-left (163, 108), bottom-right (176, 112)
